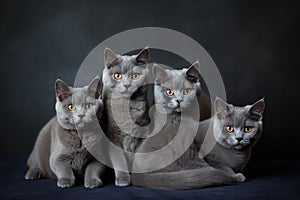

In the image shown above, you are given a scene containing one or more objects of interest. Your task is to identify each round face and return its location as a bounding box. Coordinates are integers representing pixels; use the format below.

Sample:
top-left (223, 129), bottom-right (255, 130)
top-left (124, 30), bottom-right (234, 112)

top-left (102, 56), bottom-right (149, 99)
top-left (55, 87), bottom-right (103, 130)
top-left (154, 69), bottom-right (200, 113)
top-left (214, 106), bottom-right (261, 150)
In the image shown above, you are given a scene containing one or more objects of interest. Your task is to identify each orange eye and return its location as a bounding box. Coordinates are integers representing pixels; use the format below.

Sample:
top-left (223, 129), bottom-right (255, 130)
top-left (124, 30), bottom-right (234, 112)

top-left (225, 125), bottom-right (234, 133)
top-left (183, 88), bottom-right (191, 95)
top-left (166, 89), bottom-right (174, 96)
top-left (244, 126), bottom-right (253, 133)
top-left (85, 103), bottom-right (94, 110)
top-left (132, 74), bottom-right (140, 80)
top-left (113, 73), bottom-right (122, 80)
top-left (67, 104), bottom-right (76, 111)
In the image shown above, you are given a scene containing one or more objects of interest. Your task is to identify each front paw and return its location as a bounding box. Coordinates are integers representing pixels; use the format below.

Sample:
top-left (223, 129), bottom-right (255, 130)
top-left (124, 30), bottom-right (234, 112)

top-left (57, 178), bottom-right (75, 188)
top-left (84, 178), bottom-right (103, 188)
top-left (25, 168), bottom-right (42, 180)
top-left (115, 176), bottom-right (131, 187)
top-left (234, 173), bottom-right (246, 182)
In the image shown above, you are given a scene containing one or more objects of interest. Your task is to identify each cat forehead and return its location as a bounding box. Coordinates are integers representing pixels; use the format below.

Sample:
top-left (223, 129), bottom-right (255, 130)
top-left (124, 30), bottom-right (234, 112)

top-left (62, 88), bottom-right (96, 104)
top-left (109, 65), bottom-right (144, 73)
top-left (225, 106), bottom-right (246, 117)
top-left (120, 55), bottom-right (135, 63)
top-left (107, 56), bottom-right (145, 73)
top-left (224, 107), bottom-right (256, 125)
top-left (161, 69), bottom-right (191, 88)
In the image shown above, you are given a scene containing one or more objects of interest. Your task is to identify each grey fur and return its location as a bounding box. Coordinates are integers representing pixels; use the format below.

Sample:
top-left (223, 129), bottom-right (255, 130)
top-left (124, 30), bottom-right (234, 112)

top-left (25, 77), bottom-right (106, 188)
top-left (197, 97), bottom-right (265, 172)
top-left (154, 62), bottom-right (201, 115)
top-left (102, 47), bottom-right (151, 186)
top-left (131, 67), bottom-right (243, 190)
top-left (153, 62), bottom-right (211, 121)
top-left (132, 168), bottom-right (244, 190)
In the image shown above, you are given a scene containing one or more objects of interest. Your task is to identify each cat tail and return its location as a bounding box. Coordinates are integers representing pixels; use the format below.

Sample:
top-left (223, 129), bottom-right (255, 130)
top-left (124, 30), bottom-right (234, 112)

top-left (131, 167), bottom-right (240, 190)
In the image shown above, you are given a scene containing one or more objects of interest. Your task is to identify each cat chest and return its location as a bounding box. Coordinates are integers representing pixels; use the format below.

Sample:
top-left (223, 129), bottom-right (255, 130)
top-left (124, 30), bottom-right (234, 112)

top-left (58, 133), bottom-right (92, 172)
top-left (224, 153), bottom-right (246, 170)
top-left (69, 150), bottom-right (92, 173)
top-left (107, 99), bottom-right (146, 118)
top-left (106, 99), bottom-right (147, 134)
top-left (61, 148), bottom-right (92, 174)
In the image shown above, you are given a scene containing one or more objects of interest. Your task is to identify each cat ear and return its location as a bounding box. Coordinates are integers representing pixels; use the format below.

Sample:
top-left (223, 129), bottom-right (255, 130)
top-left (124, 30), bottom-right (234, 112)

top-left (55, 79), bottom-right (71, 102)
top-left (104, 48), bottom-right (119, 68)
top-left (136, 47), bottom-right (150, 64)
top-left (153, 64), bottom-right (167, 85)
top-left (186, 61), bottom-right (201, 83)
top-left (214, 97), bottom-right (230, 119)
top-left (249, 98), bottom-right (265, 120)
top-left (87, 76), bottom-right (102, 99)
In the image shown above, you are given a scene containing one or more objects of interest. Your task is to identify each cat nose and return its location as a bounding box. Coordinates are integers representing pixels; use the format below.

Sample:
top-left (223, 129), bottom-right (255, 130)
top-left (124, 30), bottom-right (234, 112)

top-left (78, 114), bottom-right (85, 118)
top-left (124, 84), bottom-right (131, 89)
top-left (176, 99), bottom-right (183, 103)
top-left (236, 137), bottom-right (243, 142)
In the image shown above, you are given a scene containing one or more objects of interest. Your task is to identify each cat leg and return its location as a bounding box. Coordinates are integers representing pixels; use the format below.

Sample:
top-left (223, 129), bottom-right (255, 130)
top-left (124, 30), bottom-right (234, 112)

top-left (25, 168), bottom-right (43, 180)
top-left (116, 141), bottom-right (131, 186)
top-left (113, 135), bottom-right (139, 186)
top-left (50, 156), bottom-right (75, 188)
top-left (233, 173), bottom-right (246, 182)
top-left (218, 165), bottom-right (246, 183)
top-left (114, 170), bottom-right (131, 186)
top-left (218, 165), bottom-right (236, 176)
top-left (123, 135), bottom-right (139, 171)
top-left (107, 145), bottom-right (131, 186)
top-left (84, 159), bottom-right (105, 188)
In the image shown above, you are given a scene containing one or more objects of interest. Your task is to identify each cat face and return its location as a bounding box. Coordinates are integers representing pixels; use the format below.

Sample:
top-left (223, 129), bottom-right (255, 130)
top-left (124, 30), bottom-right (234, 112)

top-left (102, 47), bottom-right (150, 99)
top-left (154, 61), bottom-right (201, 113)
top-left (55, 77), bottom-right (103, 130)
top-left (213, 97), bottom-right (265, 150)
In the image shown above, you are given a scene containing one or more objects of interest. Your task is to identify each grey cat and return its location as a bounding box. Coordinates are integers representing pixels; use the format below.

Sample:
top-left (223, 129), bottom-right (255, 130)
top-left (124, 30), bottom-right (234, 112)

top-left (101, 47), bottom-right (151, 186)
top-left (147, 61), bottom-right (211, 122)
top-left (132, 96), bottom-right (265, 190)
top-left (131, 64), bottom-right (246, 189)
top-left (197, 97), bottom-right (265, 173)
top-left (25, 77), bottom-right (106, 188)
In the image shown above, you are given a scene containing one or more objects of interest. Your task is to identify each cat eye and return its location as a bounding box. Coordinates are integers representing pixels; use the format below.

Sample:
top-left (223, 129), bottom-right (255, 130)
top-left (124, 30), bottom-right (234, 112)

top-left (67, 104), bottom-right (76, 111)
top-left (131, 73), bottom-right (141, 80)
top-left (85, 104), bottom-right (94, 110)
top-left (166, 89), bottom-right (174, 96)
top-left (225, 125), bottom-right (234, 133)
top-left (183, 88), bottom-right (192, 95)
top-left (113, 73), bottom-right (122, 80)
top-left (244, 126), bottom-right (253, 133)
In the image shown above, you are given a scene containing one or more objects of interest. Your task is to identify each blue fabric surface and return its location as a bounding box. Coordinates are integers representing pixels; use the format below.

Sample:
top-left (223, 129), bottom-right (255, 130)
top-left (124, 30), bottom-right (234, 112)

top-left (1, 156), bottom-right (300, 200)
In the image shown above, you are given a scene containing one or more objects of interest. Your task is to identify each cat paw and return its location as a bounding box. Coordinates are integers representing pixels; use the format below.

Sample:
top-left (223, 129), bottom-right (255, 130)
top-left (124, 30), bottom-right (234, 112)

top-left (57, 178), bottom-right (75, 188)
top-left (234, 173), bottom-right (246, 182)
top-left (84, 178), bottom-right (103, 188)
top-left (25, 168), bottom-right (42, 180)
top-left (115, 176), bottom-right (131, 187)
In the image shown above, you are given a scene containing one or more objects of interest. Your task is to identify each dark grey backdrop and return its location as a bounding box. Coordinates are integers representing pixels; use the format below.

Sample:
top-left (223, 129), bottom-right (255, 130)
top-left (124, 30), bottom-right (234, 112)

top-left (1, 0), bottom-right (299, 160)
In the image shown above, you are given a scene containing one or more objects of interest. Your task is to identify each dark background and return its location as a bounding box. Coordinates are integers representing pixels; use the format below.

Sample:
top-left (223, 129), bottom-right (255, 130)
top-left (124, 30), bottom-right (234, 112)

top-left (1, 0), bottom-right (299, 160)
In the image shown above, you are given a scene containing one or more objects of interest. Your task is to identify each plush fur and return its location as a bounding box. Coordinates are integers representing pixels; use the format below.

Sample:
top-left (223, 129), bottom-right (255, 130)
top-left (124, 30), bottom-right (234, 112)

top-left (131, 65), bottom-right (246, 190)
top-left (101, 47), bottom-right (151, 186)
top-left (25, 77), bottom-right (106, 188)
top-left (197, 97), bottom-right (265, 173)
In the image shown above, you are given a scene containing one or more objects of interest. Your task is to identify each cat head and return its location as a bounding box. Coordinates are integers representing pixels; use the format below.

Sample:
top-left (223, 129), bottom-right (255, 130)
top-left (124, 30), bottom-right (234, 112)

top-left (213, 97), bottom-right (265, 150)
top-left (102, 47), bottom-right (150, 99)
top-left (55, 77), bottom-right (103, 130)
top-left (154, 61), bottom-right (201, 114)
